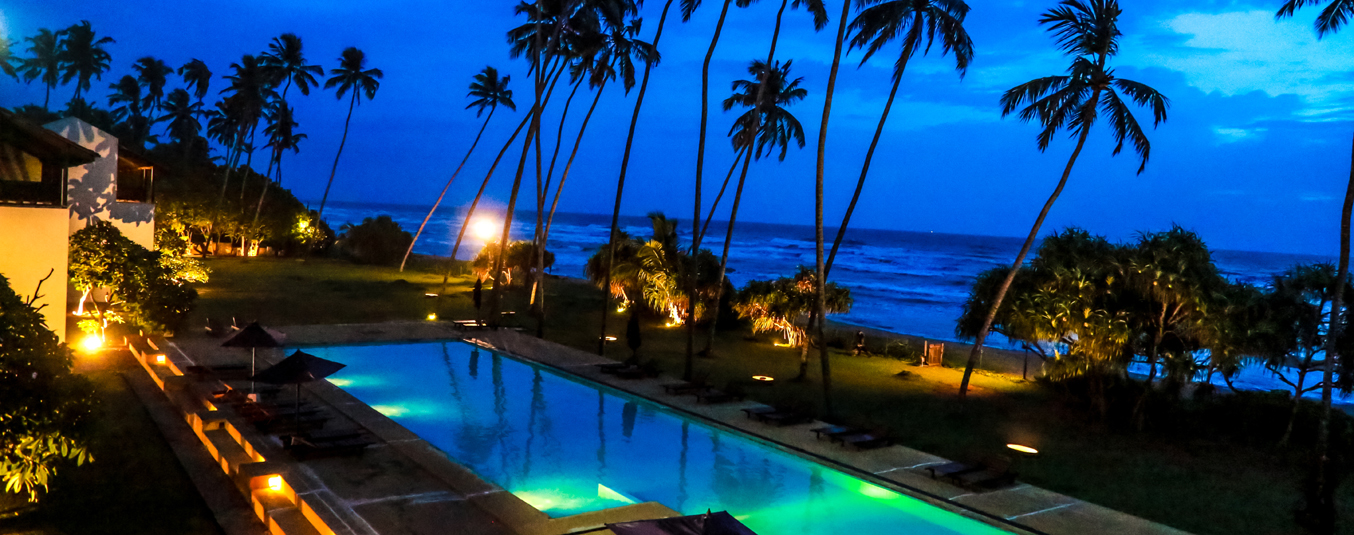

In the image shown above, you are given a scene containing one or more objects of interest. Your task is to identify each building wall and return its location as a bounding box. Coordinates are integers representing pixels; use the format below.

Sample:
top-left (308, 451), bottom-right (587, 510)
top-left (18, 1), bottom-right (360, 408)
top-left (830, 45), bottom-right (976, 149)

top-left (43, 118), bottom-right (156, 250)
top-left (0, 205), bottom-right (70, 341)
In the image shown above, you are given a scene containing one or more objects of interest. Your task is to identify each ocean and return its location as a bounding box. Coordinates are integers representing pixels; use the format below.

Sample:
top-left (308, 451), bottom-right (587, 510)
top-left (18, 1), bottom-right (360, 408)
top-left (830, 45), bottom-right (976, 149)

top-left (322, 202), bottom-right (1335, 346)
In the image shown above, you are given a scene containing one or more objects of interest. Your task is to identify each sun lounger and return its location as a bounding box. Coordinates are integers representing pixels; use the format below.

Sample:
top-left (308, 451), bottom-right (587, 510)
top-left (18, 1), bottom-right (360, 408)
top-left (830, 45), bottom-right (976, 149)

top-left (256, 414), bottom-right (330, 434)
top-left (205, 318), bottom-right (229, 338)
top-left (837, 432), bottom-right (892, 450)
top-left (740, 406), bottom-right (777, 419)
top-left (452, 319), bottom-right (486, 330)
top-left (811, 425), bottom-right (859, 440)
top-left (662, 382), bottom-right (705, 395)
top-left (759, 410), bottom-right (812, 427)
top-left (694, 389), bottom-right (743, 404)
top-left (926, 455), bottom-right (1002, 481)
top-left (951, 456), bottom-right (1016, 489)
top-left (286, 434), bottom-right (374, 460)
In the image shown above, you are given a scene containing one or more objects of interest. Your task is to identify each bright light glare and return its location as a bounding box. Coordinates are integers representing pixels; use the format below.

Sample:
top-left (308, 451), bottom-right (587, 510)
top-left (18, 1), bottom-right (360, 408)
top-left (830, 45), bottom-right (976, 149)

top-left (267, 475), bottom-right (283, 491)
top-left (426, 313), bottom-right (438, 321)
top-left (155, 354), bottom-right (166, 365)
top-left (79, 336), bottom-right (103, 352)
top-left (1007, 443), bottom-right (1039, 455)
top-left (472, 218), bottom-right (499, 241)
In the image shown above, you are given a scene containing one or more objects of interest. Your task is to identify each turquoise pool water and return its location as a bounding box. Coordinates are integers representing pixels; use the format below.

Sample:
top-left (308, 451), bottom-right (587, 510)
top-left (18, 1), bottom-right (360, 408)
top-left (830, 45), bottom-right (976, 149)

top-left (310, 341), bottom-right (1009, 535)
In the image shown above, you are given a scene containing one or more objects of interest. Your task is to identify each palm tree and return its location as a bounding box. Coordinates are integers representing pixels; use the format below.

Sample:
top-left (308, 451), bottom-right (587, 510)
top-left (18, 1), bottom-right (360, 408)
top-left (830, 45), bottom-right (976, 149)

top-left (107, 74), bottom-right (154, 147)
top-left (958, 0), bottom-right (1169, 400)
top-left (316, 47), bottom-right (382, 220)
top-left (58, 21), bottom-right (115, 104)
top-left (132, 56), bottom-right (172, 123)
top-left (178, 59), bottom-right (213, 105)
top-left (1275, 2), bottom-right (1354, 526)
top-left (261, 33), bottom-right (323, 100)
top-left (157, 88), bottom-right (206, 158)
top-left (700, 60), bottom-right (808, 356)
top-left (595, 2), bottom-right (674, 354)
top-left (400, 67), bottom-right (516, 272)
top-left (827, 0), bottom-right (972, 275)
top-left (253, 100), bottom-right (306, 229)
top-left (811, 0), bottom-right (855, 416)
top-left (210, 55), bottom-right (274, 251)
top-left (0, 37), bottom-right (17, 79)
top-left (17, 29), bottom-right (66, 110)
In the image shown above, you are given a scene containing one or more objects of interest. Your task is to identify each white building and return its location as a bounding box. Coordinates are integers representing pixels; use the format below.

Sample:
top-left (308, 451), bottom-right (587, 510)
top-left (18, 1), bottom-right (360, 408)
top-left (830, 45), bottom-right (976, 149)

top-left (0, 111), bottom-right (157, 341)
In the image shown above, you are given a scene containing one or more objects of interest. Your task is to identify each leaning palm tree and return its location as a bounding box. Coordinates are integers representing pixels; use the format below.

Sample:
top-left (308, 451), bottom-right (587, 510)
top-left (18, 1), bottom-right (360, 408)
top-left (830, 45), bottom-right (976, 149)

top-left (1274, 3), bottom-right (1354, 528)
top-left (133, 56), bottom-right (172, 123)
top-left (678, 0), bottom-right (826, 375)
top-left (58, 20), bottom-right (115, 104)
top-left (108, 74), bottom-right (152, 147)
top-left (595, 2), bottom-right (674, 354)
top-left (810, 0), bottom-right (854, 416)
top-left (828, 0), bottom-right (972, 275)
top-left (700, 59), bottom-right (808, 356)
top-left (958, 0), bottom-right (1169, 400)
top-left (261, 33), bottom-right (323, 100)
top-left (178, 58), bottom-right (213, 105)
top-left (316, 47), bottom-right (382, 220)
top-left (17, 29), bottom-right (66, 110)
top-left (400, 67), bottom-right (516, 272)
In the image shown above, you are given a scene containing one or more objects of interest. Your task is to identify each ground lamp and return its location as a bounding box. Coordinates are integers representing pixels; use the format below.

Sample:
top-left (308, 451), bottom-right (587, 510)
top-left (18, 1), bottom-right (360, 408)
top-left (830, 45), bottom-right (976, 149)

top-left (1006, 444), bottom-right (1039, 455)
top-left (222, 322), bottom-right (283, 393)
top-left (249, 350), bottom-right (346, 433)
top-left (607, 510), bottom-right (757, 535)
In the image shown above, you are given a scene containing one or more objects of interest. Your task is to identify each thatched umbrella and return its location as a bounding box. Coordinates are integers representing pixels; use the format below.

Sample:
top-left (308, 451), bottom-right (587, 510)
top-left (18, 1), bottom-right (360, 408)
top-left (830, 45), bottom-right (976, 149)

top-left (222, 322), bottom-right (282, 391)
top-left (607, 511), bottom-right (757, 535)
top-left (249, 350), bottom-right (345, 432)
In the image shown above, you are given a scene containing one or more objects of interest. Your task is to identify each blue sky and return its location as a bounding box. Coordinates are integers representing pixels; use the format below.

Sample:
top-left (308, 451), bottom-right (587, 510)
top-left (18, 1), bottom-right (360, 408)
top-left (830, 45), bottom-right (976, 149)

top-left (2, 0), bottom-right (1351, 256)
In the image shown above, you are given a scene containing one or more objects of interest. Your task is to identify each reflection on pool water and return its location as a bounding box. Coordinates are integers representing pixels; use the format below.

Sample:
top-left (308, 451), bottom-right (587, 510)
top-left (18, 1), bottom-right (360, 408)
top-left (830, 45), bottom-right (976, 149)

top-left (309, 341), bottom-right (1008, 535)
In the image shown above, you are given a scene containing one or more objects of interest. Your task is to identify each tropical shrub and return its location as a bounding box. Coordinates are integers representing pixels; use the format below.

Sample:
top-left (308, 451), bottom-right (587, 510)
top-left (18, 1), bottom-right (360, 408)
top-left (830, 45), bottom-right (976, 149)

top-left (0, 274), bottom-right (95, 502)
top-left (473, 240), bottom-right (555, 286)
top-left (68, 221), bottom-right (199, 334)
top-left (337, 215), bottom-right (412, 265)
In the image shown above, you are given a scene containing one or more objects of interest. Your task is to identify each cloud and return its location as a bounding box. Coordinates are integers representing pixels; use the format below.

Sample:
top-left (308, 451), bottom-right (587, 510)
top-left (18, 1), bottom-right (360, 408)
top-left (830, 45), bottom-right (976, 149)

top-left (1300, 193), bottom-right (1338, 202)
top-left (1122, 9), bottom-right (1354, 118)
top-left (1212, 126), bottom-right (1267, 143)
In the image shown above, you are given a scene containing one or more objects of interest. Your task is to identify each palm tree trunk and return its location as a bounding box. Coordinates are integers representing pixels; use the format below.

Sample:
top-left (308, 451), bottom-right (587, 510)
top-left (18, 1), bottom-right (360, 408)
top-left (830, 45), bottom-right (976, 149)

top-left (317, 91), bottom-right (357, 220)
top-left (240, 126), bottom-right (258, 204)
top-left (698, 0), bottom-right (788, 358)
top-left (1132, 303), bottom-right (1168, 430)
top-left (685, 0), bottom-right (736, 375)
top-left (1311, 130), bottom-right (1354, 523)
top-left (210, 131), bottom-right (245, 256)
top-left (958, 92), bottom-right (1101, 400)
top-left (252, 145), bottom-right (283, 231)
top-left (697, 151), bottom-right (748, 245)
top-left (825, 70), bottom-right (905, 277)
top-left (544, 81), bottom-right (608, 243)
top-left (439, 113), bottom-right (533, 304)
top-left (531, 86), bottom-right (548, 338)
top-left (598, 0), bottom-right (675, 355)
top-left (401, 107), bottom-right (496, 272)
top-left (545, 78), bottom-right (585, 198)
top-left (43, 84), bottom-right (51, 111)
top-left (813, 0), bottom-right (852, 418)
top-left (703, 147), bottom-right (756, 355)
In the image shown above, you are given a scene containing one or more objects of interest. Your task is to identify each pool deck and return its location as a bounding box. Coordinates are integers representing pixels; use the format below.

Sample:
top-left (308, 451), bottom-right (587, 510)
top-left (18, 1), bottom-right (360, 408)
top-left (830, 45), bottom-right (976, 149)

top-left (148, 321), bottom-right (1192, 535)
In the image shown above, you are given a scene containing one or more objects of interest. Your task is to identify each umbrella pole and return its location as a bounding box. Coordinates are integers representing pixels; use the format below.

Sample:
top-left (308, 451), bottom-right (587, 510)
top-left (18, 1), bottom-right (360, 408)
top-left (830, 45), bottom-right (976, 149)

top-left (251, 348), bottom-right (257, 395)
top-left (295, 383), bottom-right (301, 437)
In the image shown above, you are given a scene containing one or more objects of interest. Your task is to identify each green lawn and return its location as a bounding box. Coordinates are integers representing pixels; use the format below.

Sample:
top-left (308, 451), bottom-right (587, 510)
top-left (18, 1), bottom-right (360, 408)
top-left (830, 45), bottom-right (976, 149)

top-left (191, 256), bottom-right (1354, 535)
top-left (0, 366), bottom-right (223, 535)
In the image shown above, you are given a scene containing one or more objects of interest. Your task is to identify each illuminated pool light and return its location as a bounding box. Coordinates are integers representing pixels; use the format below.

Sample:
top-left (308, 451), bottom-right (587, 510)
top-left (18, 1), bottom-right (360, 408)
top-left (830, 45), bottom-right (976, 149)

top-left (1006, 444), bottom-right (1039, 455)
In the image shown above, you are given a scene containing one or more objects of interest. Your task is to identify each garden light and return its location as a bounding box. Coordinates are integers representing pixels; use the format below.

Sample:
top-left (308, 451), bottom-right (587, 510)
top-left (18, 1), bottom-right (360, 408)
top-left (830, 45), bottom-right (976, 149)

top-left (155, 354), bottom-right (166, 365)
top-left (267, 475), bottom-right (283, 491)
top-left (426, 313), bottom-right (438, 321)
top-left (752, 375), bottom-right (774, 382)
top-left (79, 335), bottom-right (103, 352)
top-left (1006, 444), bottom-right (1039, 455)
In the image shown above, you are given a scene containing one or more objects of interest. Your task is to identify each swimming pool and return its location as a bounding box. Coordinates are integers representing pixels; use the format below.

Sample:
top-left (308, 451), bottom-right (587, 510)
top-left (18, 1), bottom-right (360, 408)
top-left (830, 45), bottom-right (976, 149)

top-left (309, 341), bottom-right (1010, 534)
